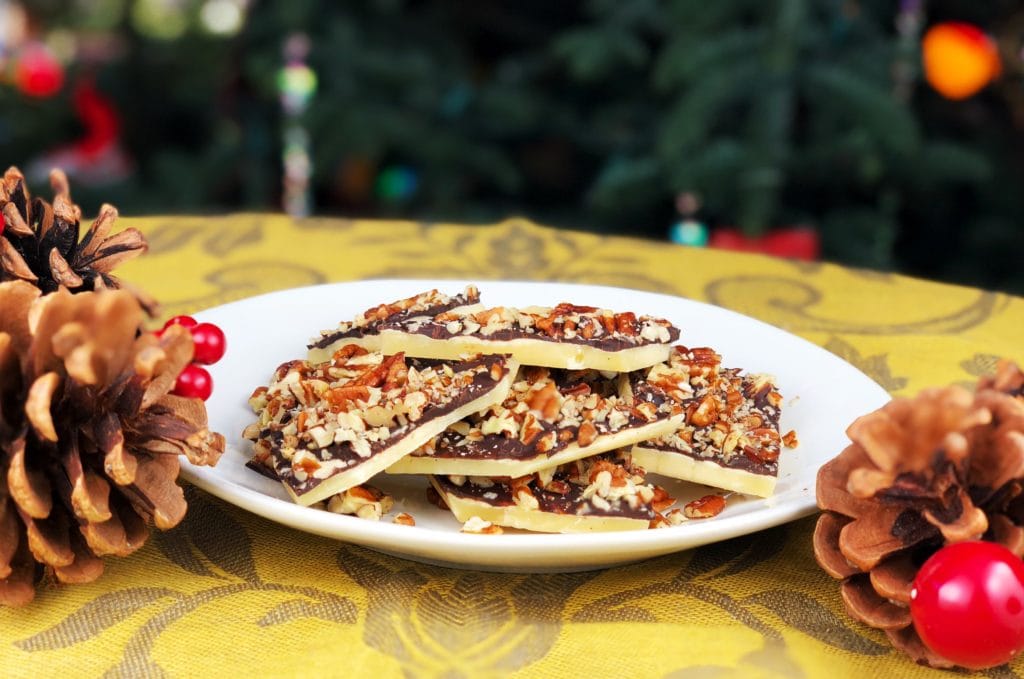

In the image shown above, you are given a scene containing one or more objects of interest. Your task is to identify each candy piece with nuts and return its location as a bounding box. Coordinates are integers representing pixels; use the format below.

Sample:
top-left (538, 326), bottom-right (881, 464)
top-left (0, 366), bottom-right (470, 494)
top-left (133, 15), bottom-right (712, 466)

top-left (387, 365), bottom-right (684, 477)
top-left (307, 286), bottom-right (482, 363)
top-left (628, 346), bottom-right (797, 498)
top-left (431, 450), bottom-right (673, 533)
top-left (374, 301), bottom-right (679, 372)
top-left (242, 345), bottom-right (518, 506)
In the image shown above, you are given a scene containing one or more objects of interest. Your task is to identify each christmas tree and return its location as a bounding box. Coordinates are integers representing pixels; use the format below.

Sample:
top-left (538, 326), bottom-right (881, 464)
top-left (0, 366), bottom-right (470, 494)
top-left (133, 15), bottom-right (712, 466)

top-left (3, 0), bottom-right (1023, 292)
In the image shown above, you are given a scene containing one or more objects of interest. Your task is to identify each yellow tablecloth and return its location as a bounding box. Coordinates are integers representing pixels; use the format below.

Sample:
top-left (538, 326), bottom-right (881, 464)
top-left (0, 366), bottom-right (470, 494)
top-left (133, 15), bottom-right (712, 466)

top-left (3, 216), bottom-right (1024, 678)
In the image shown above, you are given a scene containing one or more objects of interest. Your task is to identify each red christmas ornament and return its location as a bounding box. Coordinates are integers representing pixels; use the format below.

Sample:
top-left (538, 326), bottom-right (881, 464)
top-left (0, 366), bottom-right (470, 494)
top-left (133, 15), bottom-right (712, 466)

top-left (163, 315), bottom-right (198, 331)
top-left (14, 44), bottom-right (65, 98)
top-left (172, 364), bottom-right (213, 401)
top-left (922, 22), bottom-right (1001, 100)
top-left (190, 322), bottom-right (226, 365)
top-left (708, 226), bottom-right (820, 260)
top-left (911, 541), bottom-right (1024, 669)
top-left (0, 212), bottom-right (5, 237)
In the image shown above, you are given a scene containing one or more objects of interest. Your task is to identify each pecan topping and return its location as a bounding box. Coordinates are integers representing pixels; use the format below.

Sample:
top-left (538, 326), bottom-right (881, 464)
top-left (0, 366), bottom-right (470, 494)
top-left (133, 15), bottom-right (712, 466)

top-left (684, 494), bottom-right (727, 519)
top-left (244, 345), bottom-right (512, 500)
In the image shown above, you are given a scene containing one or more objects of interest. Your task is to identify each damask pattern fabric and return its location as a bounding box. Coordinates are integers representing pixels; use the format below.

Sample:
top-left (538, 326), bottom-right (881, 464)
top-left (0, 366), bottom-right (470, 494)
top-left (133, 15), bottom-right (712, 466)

top-left (2, 216), bottom-right (1022, 678)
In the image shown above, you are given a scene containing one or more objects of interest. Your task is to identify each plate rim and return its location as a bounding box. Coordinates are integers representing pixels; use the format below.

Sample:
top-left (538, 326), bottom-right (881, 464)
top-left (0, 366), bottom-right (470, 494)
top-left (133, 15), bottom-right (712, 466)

top-left (180, 278), bottom-right (891, 569)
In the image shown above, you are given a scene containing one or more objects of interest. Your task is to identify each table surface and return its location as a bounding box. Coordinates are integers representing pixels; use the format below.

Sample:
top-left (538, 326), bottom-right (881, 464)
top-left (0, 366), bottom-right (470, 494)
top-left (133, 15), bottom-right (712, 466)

top-left (3, 215), bottom-right (1023, 678)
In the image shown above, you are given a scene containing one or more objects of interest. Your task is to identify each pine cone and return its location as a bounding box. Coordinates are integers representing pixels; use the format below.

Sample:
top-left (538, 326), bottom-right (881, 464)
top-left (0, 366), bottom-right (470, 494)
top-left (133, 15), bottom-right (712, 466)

top-left (979, 359), bottom-right (1024, 400)
top-left (0, 281), bottom-right (225, 606)
top-left (813, 370), bottom-right (1024, 668)
top-left (0, 166), bottom-right (154, 313)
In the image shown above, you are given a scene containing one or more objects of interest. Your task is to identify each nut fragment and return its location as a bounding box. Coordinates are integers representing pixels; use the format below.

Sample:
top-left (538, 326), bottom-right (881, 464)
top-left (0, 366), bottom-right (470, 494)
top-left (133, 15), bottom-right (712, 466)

top-left (683, 494), bottom-right (726, 519)
top-left (461, 516), bottom-right (503, 534)
top-left (650, 486), bottom-right (676, 513)
top-left (326, 484), bottom-right (394, 520)
top-left (570, 420), bottom-right (595, 447)
top-left (689, 394), bottom-right (719, 427)
top-left (393, 512), bottom-right (415, 526)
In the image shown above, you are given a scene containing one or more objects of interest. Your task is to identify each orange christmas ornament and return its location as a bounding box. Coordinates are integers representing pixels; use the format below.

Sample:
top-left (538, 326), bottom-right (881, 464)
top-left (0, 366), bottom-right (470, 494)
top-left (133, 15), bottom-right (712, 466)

top-left (922, 22), bottom-right (1001, 100)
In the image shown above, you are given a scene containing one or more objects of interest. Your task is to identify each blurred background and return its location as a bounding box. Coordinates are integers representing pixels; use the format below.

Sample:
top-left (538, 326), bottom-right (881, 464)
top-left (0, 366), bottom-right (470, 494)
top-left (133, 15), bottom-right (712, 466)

top-left (2, 0), bottom-right (1024, 293)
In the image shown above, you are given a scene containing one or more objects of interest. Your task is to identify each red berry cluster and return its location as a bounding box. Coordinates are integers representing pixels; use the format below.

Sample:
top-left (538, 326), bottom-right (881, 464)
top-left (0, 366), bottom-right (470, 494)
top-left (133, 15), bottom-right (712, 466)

top-left (159, 315), bottom-right (226, 401)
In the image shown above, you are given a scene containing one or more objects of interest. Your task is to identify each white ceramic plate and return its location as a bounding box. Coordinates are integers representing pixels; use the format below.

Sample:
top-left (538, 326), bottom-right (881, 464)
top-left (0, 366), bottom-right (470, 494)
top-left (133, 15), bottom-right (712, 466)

top-left (180, 279), bottom-right (889, 572)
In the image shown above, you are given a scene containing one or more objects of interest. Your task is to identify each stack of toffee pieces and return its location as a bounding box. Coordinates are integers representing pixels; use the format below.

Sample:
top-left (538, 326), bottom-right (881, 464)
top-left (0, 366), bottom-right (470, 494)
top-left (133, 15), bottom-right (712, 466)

top-left (243, 286), bottom-right (795, 533)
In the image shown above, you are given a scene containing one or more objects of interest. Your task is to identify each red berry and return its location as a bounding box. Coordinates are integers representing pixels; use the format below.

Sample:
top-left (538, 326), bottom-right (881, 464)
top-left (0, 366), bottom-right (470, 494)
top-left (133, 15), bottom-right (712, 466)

top-left (172, 364), bottom-right (213, 401)
top-left (15, 44), bottom-right (65, 98)
top-left (190, 322), bottom-right (226, 365)
top-left (911, 541), bottom-right (1024, 669)
top-left (163, 315), bottom-right (198, 330)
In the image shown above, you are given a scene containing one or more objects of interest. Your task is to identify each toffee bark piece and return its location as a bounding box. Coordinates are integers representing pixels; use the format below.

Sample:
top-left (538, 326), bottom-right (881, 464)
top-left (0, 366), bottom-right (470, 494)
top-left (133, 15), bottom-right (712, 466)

top-left (376, 302), bottom-right (679, 372)
top-left (430, 451), bottom-right (668, 533)
top-left (307, 286), bottom-right (481, 362)
top-left (629, 346), bottom-right (794, 498)
top-left (387, 366), bottom-right (684, 477)
top-left (243, 345), bottom-right (517, 506)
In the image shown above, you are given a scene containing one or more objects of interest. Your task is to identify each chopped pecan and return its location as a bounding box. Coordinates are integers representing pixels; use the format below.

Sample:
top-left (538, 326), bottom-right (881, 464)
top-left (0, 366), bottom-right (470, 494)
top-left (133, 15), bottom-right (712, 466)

top-left (349, 352), bottom-right (405, 387)
top-left (544, 479), bottom-right (571, 495)
top-left (393, 512), bottom-right (416, 526)
top-left (588, 459), bottom-right (618, 484)
top-left (651, 486), bottom-right (676, 513)
top-left (615, 312), bottom-right (638, 336)
top-left (560, 381), bottom-right (592, 397)
top-left (332, 344), bottom-right (370, 363)
top-left (292, 452), bottom-right (320, 475)
top-left (689, 394), bottom-right (719, 427)
top-left (274, 359), bottom-right (309, 381)
top-left (527, 382), bottom-right (562, 420)
top-left (383, 356), bottom-right (409, 390)
top-left (327, 385), bottom-right (371, 408)
top-left (534, 431), bottom-right (557, 454)
top-left (684, 494), bottom-right (726, 519)
top-left (633, 401), bottom-right (658, 422)
top-left (473, 307), bottom-right (507, 327)
top-left (462, 516), bottom-right (503, 534)
top-left (553, 302), bottom-right (598, 315)
top-left (520, 412), bottom-right (544, 445)
top-left (663, 508), bottom-right (687, 526)
top-left (511, 477), bottom-right (539, 510)
top-left (489, 362), bottom-right (505, 381)
top-left (576, 421), bottom-right (598, 447)
top-left (533, 314), bottom-right (559, 337)
top-left (683, 346), bottom-right (721, 369)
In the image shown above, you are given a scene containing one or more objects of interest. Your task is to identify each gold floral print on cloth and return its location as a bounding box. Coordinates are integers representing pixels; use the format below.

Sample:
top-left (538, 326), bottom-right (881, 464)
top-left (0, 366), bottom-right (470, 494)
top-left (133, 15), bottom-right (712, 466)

top-left (2, 214), bottom-right (1023, 678)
